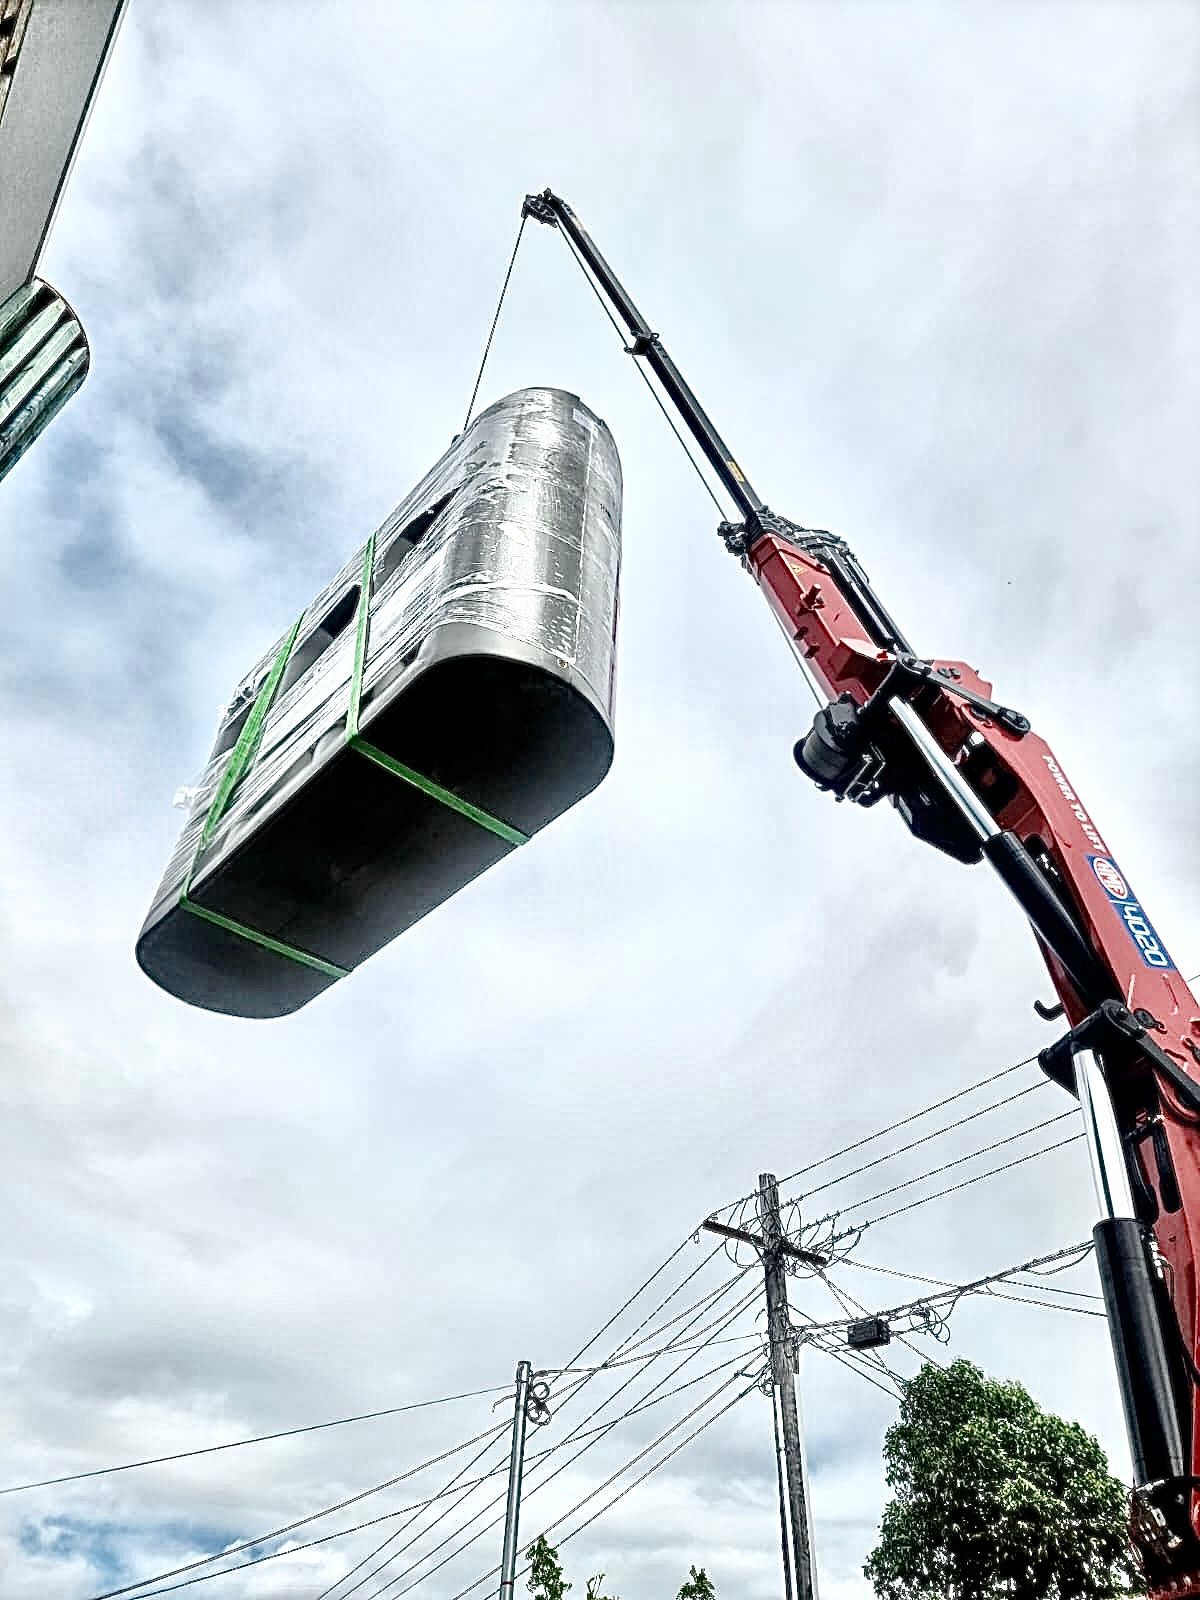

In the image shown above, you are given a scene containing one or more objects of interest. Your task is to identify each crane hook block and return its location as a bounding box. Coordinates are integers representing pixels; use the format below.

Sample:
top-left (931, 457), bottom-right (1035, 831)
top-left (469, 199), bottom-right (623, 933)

top-left (136, 388), bottom-right (623, 1017)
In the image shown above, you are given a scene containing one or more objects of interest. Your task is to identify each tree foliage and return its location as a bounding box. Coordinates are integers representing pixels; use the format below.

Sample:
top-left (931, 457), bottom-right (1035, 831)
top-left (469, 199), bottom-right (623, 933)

top-left (677, 1565), bottom-right (717, 1599)
top-left (527, 1535), bottom-right (570, 1600)
top-left (584, 1575), bottom-right (618, 1600)
top-left (864, 1360), bottom-right (1142, 1600)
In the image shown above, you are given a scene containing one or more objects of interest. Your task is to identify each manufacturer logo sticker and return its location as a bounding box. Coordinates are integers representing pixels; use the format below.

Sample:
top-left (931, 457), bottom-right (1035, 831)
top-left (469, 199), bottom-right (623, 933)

top-left (1091, 857), bottom-right (1128, 900)
top-left (1087, 855), bottom-right (1175, 971)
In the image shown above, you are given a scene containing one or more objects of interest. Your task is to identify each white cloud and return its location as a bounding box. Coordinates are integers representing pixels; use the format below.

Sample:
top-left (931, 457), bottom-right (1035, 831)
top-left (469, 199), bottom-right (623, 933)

top-left (1, 1), bottom-right (1197, 1596)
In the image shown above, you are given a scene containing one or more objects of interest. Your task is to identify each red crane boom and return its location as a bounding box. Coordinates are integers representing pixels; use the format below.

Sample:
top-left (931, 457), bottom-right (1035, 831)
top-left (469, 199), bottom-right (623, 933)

top-left (524, 186), bottom-right (1200, 1592)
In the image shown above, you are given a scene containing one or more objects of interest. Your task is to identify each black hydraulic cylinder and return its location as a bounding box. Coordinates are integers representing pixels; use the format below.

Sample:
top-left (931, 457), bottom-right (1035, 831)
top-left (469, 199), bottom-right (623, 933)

top-left (1094, 1217), bottom-right (1186, 1486)
top-left (981, 831), bottom-right (1111, 1011)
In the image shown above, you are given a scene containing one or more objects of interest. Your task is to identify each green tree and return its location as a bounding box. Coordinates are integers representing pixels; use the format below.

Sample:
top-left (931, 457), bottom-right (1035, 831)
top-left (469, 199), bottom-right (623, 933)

top-left (677, 1565), bottom-right (717, 1599)
top-left (527, 1534), bottom-right (570, 1600)
top-left (864, 1359), bottom-right (1143, 1600)
top-left (584, 1576), bottom-right (618, 1600)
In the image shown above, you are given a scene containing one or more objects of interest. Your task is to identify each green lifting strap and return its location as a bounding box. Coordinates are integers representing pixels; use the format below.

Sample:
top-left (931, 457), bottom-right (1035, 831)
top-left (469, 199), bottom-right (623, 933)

top-left (179, 618), bottom-right (351, 981)
top-left (176, 527), bottom-right (528, 983)
top-left (345, 535), bottom-right (529, 849)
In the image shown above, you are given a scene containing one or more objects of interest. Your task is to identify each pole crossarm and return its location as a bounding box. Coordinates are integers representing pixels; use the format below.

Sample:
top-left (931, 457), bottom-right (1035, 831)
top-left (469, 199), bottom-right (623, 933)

top-left (700, 1218), bottom-right (829, 1270)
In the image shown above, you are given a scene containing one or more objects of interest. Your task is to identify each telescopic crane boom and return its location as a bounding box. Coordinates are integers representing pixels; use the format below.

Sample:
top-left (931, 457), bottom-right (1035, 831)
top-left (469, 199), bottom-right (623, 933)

top-left (524, 186), bottom-right (1200, 1593)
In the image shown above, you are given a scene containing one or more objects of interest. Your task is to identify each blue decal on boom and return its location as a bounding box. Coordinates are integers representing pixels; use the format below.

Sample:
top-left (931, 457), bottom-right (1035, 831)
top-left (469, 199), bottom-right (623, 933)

top-left (1087, 855), bottom-right (1176, 972)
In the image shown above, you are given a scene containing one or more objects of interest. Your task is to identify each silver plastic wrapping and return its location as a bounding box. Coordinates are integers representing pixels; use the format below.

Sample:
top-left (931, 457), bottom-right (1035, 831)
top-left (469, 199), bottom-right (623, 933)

top-left (144, 387), bottom-right (622, 932)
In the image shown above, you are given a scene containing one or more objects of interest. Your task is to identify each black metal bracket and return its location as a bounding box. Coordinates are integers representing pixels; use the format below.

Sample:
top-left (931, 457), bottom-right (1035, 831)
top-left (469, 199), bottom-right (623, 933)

top-left (521, 190), bottom-right (558, 226)
top-left (891, 653), bottom-right (1030, 737)
top-left (624, 331), bottom-right (660, 356)
top-left (719, 506), bottom-right (850, 561)
top-left (1040, 999), bottom-right (1200, 1116)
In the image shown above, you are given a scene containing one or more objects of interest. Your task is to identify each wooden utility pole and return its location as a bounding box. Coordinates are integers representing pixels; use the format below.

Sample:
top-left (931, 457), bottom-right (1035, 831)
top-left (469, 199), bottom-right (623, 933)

top-left (703, 1174), bottom-right (822, 1600)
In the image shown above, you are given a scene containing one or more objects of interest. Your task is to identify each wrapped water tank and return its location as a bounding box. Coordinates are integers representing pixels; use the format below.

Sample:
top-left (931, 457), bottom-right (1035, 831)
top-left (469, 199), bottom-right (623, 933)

top-left (137, 387), bottom-right (622, 1017)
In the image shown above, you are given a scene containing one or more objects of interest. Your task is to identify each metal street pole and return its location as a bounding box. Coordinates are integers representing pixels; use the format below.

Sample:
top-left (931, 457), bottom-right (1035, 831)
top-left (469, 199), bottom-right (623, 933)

top-left (498, 1359), bottom-right (533, 1600)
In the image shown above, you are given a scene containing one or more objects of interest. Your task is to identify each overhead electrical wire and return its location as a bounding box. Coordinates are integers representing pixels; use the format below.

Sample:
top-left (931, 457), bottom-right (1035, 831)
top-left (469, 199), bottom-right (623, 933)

top-left (312, 1424), bottom-right (516, 1600)
top-left (710, 1052), bottom-right (1043, 1218)
top-left (789, 1079), bottom-right (1050, 1204)
top-left (843, 1248), bottom-right (1102, 1306)
top-left (803, 1241), bottom-right (1102, 1349)
top-left (80, 1421), bottom-right (513, 1600)
top-left (343, 1285), bottom-right (763, 1600)
top-left (397, 1365), bottom-right (763, 1600)
top-left (0, 1383), bottom-right (517, 1498)
top-left (807, 1108), bottom-right (1078, 1232)
top-left (443, 1378), bottom-right (757, 1600)
top-left (826, 1130), bottom-right (1085, 1246)
top-left (303, 1260), bottom-right (759, 1600)
top-left (78, 1356), bottom-right (752, 1600)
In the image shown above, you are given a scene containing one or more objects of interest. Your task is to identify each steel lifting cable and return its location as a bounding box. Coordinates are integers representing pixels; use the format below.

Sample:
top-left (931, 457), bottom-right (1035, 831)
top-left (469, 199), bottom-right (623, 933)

top-left (462, 213), bottom-right (528, 433)
top-left (461, 205), bottom-right (729, 516)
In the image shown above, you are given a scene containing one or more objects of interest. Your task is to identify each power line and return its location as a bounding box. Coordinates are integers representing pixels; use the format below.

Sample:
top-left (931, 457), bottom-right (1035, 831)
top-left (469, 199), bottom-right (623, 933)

top-left (408, 1366), bottom-right (762, 1600)
top-left (76, 1364), bottom-right (759, 1600)
top-left (809, 1108), bottom-right (1077, 1229)
top-left (790, 1080), bottom-right (1050, 1203)
top-left (843, 1249), bottom-right (1103, 1303)
top-left (81, 1421), bottom-right (512, 1600)
top-left (445, 1376), bottom-right (762, 1600)
top-left (712, 1053), bottom-right (1042, 1217)
top-left (314, 1425), bottom-right (514, 1600)
top-left (802, 1242), bottom-right (1099, 1348)
top-left (827, 1130), bottom-right (1085, 1244)
top-left (347, 1286), bottom-right (762, 1600)
top-left (0, 1383), bottom-right (516, 1498)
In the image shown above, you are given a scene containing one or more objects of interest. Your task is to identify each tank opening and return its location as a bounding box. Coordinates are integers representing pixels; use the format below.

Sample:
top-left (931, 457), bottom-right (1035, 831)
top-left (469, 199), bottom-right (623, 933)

top-left (377, 492), bottom-right (455, 588)
top-left (279, 587), bottom-right (361, 697)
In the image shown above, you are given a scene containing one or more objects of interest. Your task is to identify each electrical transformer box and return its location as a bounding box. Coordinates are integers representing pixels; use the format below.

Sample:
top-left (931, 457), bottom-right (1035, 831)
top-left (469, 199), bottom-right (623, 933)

top-left (137, 387), bottom-right (622, 1018)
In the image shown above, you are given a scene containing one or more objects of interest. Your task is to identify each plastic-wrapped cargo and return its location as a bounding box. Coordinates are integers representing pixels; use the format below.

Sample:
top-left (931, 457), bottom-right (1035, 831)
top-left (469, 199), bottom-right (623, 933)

top-left (137, 387), bottom-right (623, 1018)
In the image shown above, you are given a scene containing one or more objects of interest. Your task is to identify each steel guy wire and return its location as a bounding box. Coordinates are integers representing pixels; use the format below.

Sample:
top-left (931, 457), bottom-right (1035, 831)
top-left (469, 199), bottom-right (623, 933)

top-left (0, 1383), bottom-right (517, 1499)
top-left (81, 1420), bottom-right (513, 1600)
top-left (347, 1289), bottom-right (762, 1600)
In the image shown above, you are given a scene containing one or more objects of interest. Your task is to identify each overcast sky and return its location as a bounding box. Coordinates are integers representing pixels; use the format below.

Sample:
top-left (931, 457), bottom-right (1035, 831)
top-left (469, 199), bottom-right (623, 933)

top-left (2, 2), bottom-right (1198, 1597)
